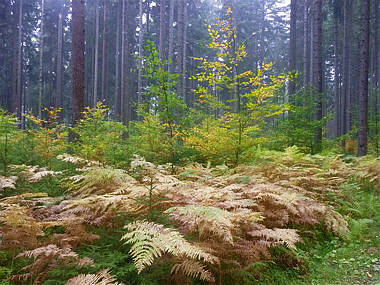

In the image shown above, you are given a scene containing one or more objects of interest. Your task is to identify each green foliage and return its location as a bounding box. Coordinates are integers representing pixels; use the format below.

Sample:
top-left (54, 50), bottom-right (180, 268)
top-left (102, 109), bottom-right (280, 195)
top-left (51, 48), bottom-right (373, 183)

top-left (0, 109), bottom-right (20, 175)
top-left (72, 103), bottom-right (130, 166)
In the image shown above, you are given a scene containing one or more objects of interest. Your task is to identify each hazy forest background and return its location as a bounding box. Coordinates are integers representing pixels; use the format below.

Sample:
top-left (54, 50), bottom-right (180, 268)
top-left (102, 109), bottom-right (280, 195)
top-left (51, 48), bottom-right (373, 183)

top-left (0, 0), bottom-right (378, 284)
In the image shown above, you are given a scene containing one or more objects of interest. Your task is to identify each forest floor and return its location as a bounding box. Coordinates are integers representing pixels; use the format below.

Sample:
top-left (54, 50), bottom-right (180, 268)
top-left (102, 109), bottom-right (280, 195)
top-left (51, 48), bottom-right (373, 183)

top-left (0, 150), bottom-right (379, 284)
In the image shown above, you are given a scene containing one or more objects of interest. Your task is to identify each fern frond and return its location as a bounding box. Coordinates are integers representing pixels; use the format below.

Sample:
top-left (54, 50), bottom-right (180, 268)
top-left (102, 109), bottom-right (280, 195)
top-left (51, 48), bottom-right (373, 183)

top-left (249, 228), bottom-right (301, 249)
top-left (0, 176), bottom-right (17, 190)
top-left (121, 220), bottom-right (218, 274)
top-left (66, 269), bottom-right (123, 285)
top-left (165, 205), bottom-right (235, 243)
top-left (10, 164), bottom-right (62, 183)
top-left (171, 259), bottom-right (215, 282)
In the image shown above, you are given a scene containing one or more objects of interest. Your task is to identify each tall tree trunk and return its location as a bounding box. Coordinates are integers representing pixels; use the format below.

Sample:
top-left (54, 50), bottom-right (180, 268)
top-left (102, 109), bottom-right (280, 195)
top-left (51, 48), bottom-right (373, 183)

top-left (93, 0), bottom-right (100, 107)
top-left (56, 5), bottom-right (63, 110)
top-left (72, 0), bottom-right (85, 125)
top-left (177, 0), bottom-right (184, 99)
top-left (101, 0), bottom-right (108, 103)
top-left (342, 0), bottom-right (352, 140)
top-left (12, 0), bottom-right (23, 118)
top-left (168, 0), bottom-right (175, 73)
top-left (333, 0), bottom-right (341, 137)
top-left (38, 0), bottom-right (45, 118)
top-left (137, 0), bottom-right (144, 106)
top-left (159, 0), bottom-right (166, 61)
top-left (375, 0), bottom-right (380, 155)
top-left (122, 0), bottom-right (131, 123)
top-left (312, 0), bottom-right (323, 153)
top-left (182, 2), bottom-right (188, 104)
top-left (303, 0), bottom-right (310, 88)
top-left (288, 0), bottom-right (297, 97)
top-left (358, 0), bottom-right (370, 156)
top-left (115, 0), bottom-right (121, 118)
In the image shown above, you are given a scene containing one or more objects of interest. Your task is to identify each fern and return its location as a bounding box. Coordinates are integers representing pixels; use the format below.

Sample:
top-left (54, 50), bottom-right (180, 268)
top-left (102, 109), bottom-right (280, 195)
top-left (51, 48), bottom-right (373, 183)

top-left (249, 228), bottom-right (301, 250)
top-left (0, 176), bottom-right (17, 190)
top-left (171, 259), bottom-right (215, 282)
top-left (121, 220), bottom-right (218, 274)
top-left (66, 269), bottom-right (123, 285)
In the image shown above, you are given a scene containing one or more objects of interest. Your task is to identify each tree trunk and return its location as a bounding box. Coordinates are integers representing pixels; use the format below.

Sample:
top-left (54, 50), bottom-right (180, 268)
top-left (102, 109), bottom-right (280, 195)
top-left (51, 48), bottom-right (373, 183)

top-left (288, 0), bottom-right (297, 97)
top-left (71, 0), bottom-right (85, 125)
top-left (38, 0), bottom-right (45, 118)
top-left (12, 0), bottom-right (23, 118)
top-left (358, 0), bottom-right (370, 156)
top-left (137, 0), bottom-right (144, 106)
top-left (93, 0), bottom-right (100, 107)
top-left (342, 0), bottom-right (352, 140)
top-left (122, 0), bottom-right (131, 123)
top-left (159, 0), bottom-right (166, 61)
top-left (303, 0), bottom-right (310, 88)
top-left (312, 0), bottom-right (323, 153)
top-left (101, 0), bottom-right (108, 103)
top-left (182, 2), bottom-right (188, 103)
top-left (168, 0), bottom-right (175, 73)
top-left (56, 5), bottom-right (63, 110)
top-left (115, 0), bottom-right (121, 118)
top-left (333, 0), bottom-right (341, 137)
top-left (375, 0), bottom-right (380, 155)
top-left (177, 0), bottom-right (184, 99)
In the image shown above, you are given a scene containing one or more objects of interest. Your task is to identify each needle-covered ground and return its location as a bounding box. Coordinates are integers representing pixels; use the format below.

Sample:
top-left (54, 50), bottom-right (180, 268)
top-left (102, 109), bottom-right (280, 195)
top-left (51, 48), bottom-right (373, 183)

top-left (0, 148), bottom-right (378, 285)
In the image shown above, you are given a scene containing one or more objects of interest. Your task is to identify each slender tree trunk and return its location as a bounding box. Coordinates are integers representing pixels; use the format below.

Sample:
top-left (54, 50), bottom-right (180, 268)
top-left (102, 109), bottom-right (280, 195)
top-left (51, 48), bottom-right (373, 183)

top-left (72, 0), bottom-right (85, 126)
top-left (115, 0), bottom-right (121, 118)
top-left (182, 2), bottom-right (188, 104)
top-left (312, 0), bottom-right (323, 153)
top-left (288, 0), bottom-right (297, 97)
top-left (93, 0), bottom-right (100, 107)
top-left (137, 0), bottom-right (144, 106)
top-left (333, 1), bottom-right (341, 137)
top-left (358, 0), bottom-right (370, 156)
top-left (342, 0), bottom-right (352, 140)
top-left (177, 0), bottom-right (184, 99)
top-left (159, 0), bottom-right (166, 61)
top-left (303, 0), bottom-right (310, 88)
top-left (375, 0), bottom-right (380, 155)
top-left (168, 0), bottom-right (175, 73)
top-left (12, 0), bottom-right (23, 118)
top-left (101, 0), bottom-right (108, 103)
top-left (122, 0), bottom-right (131, 123)
top-left (38, 0), bottom-right (45, 118)
top-left (56, 6), bottom-right (63, 110)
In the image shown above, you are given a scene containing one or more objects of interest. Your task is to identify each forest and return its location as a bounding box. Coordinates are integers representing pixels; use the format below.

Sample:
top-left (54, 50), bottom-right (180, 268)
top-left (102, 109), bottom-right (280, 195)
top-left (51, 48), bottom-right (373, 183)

top-left (0, 0), bottom-right (379, 284)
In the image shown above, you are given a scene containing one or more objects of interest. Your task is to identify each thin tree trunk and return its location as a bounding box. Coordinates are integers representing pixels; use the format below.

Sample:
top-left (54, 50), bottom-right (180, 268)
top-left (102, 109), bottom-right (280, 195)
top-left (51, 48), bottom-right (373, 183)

top-left (137, 0), bottom-right (144, 106)
top-left (177, 0), bottom-right (184, 98)
top-left (72, 0), bottom-right (85, 126)
top-left (333, 1), bottom-right (341, 137)
top-left (312, 0), bottom-right (323, 153)
top-left (182, 2), bottom-right (188, 104)
top-left (93, 0), bottom-right (100, 107)
top-left (56, 6), bottom-right (63, 110)
top-left (38, 0), bottom-right (45, 118)
top-left (115, 0), bottom-right (121, 118)
top-left (12, 0), bottom-right (23, 118)
top-left (159, 0), bottom-right (166, 61)
top-left (168, 0), bottom-right (175, 73)
top-left (375, 0), bottom-right (380, 155)
top-left (303, 0), bottom-right (310, 88)
top-left (288, 0), bottom-right (297, 97)
top-left (101, 0), bottom-right (108, 103)
top-left (342, 0), bottom-right (352, 140)
top-left (122, 0), bottom-right (130, 123)
top-left (358, 0), bottom-right (370, 156)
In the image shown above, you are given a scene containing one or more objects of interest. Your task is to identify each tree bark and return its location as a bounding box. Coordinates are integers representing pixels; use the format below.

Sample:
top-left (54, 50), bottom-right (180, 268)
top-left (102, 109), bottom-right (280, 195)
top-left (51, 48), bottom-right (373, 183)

top-left (358, 0), bottom-right (370, 156)
top-left (159, 0), bottom-right (166, 61)
top-left (56, 5), bottom-right (63, 110)
top-left (122, 0), bottom-right (131, 123)
top-left (71, 0), bottom-right (85, 125)
top-left (93, 0), bottom-right (100, 107)
top-left (38, 0), bottom-right (45, 118)
top-left (177, 0), bottom-right (184, 99)
top-left (137, 0), bottom-right (144, 106)
top-left (101, 0), bottom-right (108, 103)
top-left (288, 0), bottom-right (297, 97)
top-left (312, 0), bottom-right (323, 153)
top-left (115, 0), bottom-right (121, 118)
top-left (168, 0), bottom-right (175, 73)
top-left (333, 0), bottom-right (341, 137)
top-left (182, 2), bottom-right (188, 103)
top-left (303, 0), bottom-right (310, 88)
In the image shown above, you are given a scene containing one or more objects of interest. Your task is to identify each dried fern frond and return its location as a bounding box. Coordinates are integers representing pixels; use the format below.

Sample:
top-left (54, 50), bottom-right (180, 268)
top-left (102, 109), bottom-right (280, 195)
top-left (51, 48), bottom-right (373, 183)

top-left (66, 269), bottom-right (123, 285)
top-left (249, 228), bottom-right (301, 250)
top-left (0, 176), bottom-right (17, 190)
top-left (171, 259), bottom-right (215, 282)
top-left (121, 220), bottom-right (218, 274)
top-left (10, 245), bottom-right (93, 284)
top-left (165, 205), bottom-right (235, 243)
top-left (10, 164), bottom-right (62, 183)
top-left (57, 153), bottom-right (101, 166)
